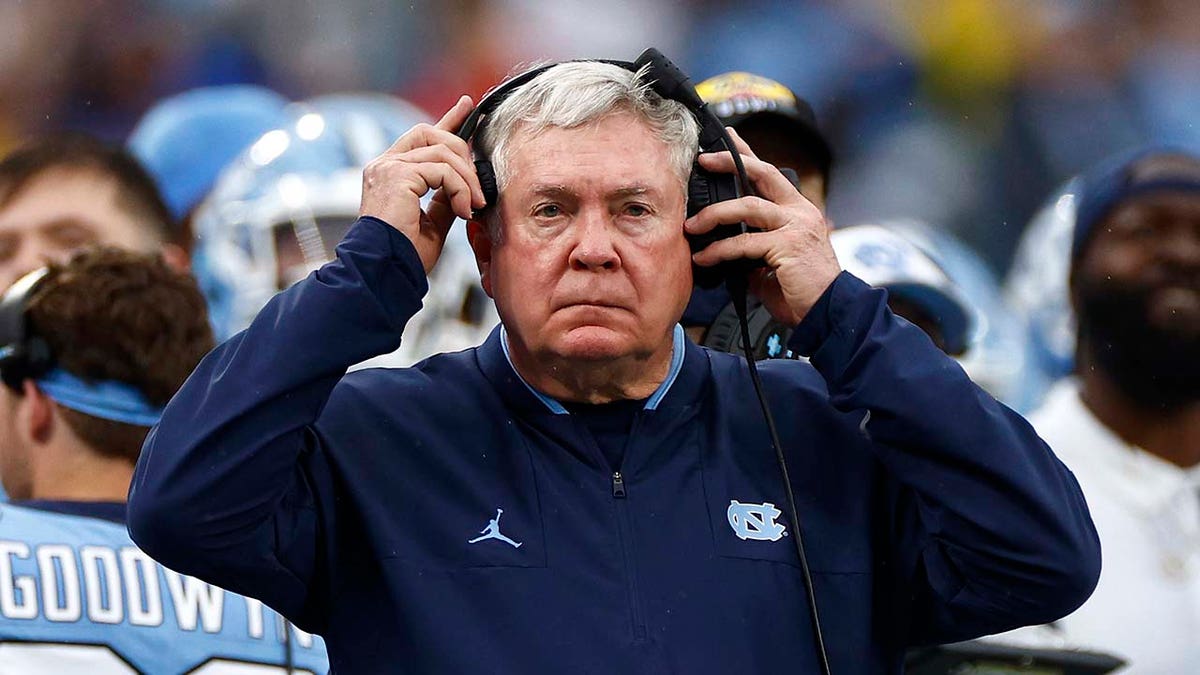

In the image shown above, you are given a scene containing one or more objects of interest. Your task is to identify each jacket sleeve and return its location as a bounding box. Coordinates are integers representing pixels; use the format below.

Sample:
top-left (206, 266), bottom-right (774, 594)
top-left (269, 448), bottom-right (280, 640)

top-left (788, 271), bottom-right (1101, 645)
top-left (127, 217), bottom-right (428, 631)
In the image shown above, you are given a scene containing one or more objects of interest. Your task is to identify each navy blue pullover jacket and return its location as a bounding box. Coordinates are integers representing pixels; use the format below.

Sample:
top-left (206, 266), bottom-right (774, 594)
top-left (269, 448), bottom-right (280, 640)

top-left (128, 217), bottom-right (1100, 673)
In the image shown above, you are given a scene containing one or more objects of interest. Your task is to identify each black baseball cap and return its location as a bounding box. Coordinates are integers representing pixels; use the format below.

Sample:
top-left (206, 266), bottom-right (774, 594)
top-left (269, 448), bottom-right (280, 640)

top-left (695, 71), bottom-right (833, 180)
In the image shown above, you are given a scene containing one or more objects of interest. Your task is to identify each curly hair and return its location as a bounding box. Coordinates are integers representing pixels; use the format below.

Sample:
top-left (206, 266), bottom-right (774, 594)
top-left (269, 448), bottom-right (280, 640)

top-left (26, 248), bottom-right (214, 462)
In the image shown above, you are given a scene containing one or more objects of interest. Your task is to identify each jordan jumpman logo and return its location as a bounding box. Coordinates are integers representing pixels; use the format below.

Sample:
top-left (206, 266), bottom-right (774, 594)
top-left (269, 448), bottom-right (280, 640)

top-left (468, 508), bottom-right (523, 548)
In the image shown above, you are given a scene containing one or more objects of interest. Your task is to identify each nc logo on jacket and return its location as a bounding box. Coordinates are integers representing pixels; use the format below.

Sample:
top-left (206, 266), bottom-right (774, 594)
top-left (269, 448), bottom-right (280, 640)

top-left (727, 500), bottom-right (788, 541)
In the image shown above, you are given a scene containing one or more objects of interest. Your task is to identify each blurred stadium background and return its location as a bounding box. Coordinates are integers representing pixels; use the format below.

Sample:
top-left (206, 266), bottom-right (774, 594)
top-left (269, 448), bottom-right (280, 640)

top-left (2, 0), bottom-right (1196, 275)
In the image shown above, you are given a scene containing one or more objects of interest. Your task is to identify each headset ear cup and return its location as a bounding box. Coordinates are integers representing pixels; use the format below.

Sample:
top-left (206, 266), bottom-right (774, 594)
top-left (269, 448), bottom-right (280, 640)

top-left (0, 350), bottom-right (24, 391)
top-left (686, 167), bottom-right (711, 218)
top-left (0, 345), bottom-right (30, 391)
top-left (475, 159), bottom-right (499, 210)
top-left (686, 163), bottom-right (743, 289)
top-left (0, 337), bottom-right (53, 392)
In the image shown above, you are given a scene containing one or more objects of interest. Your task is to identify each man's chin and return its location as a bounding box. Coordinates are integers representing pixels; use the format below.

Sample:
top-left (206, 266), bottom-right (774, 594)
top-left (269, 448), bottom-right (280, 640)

top-left (550, 325), bottom-right (637, 361)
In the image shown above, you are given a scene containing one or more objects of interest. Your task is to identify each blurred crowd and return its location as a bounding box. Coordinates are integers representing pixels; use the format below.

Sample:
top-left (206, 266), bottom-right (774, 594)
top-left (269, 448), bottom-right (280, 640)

top-left (0, 1), bottom-right (1197, 673)
top-left (3, 0), bottom-right (1198, 271)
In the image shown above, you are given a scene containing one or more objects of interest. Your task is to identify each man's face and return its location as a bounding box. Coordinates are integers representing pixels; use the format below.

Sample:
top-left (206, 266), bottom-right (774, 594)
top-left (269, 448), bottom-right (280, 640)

top-left (0, 169), bottom-right (157, 290)
top-left (734, 118), bottom-right (826, 213)
top-left (1072, 189), bottom-right (1200, 406)
top-left (481, 112), bottom-right (693, 364)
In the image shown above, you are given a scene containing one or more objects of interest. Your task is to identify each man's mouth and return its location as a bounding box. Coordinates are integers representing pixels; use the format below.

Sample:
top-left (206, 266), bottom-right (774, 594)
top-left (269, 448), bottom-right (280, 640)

top-left (1146, 285), bottom-right (1200, 332)
top-left (556, 299), bottom-right (630, 311)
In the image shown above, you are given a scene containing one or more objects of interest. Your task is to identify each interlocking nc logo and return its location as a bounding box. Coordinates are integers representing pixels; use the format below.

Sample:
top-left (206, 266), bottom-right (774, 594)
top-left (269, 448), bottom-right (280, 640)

top-left (727, 500), bottom-right (788, 542)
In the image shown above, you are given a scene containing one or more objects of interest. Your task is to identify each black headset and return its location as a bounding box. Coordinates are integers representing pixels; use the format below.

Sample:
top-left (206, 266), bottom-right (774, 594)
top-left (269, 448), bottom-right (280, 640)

top-left (455, 47), bottom-right (750, 289)
top-left (0, 268), bottom-right (54, 392)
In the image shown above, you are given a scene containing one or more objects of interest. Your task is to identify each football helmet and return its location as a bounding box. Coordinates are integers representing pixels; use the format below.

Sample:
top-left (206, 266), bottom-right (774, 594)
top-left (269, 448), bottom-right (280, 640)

top-left (192, 93), bottom-right (499, 366)
top-left (1003, 179), bottom-right (1080, 391)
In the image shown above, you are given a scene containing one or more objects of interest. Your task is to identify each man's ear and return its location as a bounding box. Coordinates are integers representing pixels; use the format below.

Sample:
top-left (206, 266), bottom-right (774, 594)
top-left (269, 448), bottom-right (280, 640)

top-left (159, 243), bottom-right (191, 273)
top-left (467, 220), bottom-right (495, 299)
top-left (18, 380), bottom-right (55, 445)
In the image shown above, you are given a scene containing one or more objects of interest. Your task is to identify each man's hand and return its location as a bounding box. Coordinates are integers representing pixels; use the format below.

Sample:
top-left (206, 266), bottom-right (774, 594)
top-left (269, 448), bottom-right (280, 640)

top-left (359, 95), bottom-right (486, 274)
top-left (686, 128), bottom-right (841, 326)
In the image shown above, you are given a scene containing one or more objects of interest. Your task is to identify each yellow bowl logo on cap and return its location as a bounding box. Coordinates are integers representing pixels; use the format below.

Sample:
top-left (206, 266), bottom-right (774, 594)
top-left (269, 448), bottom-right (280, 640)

top-left (695, 72), bottom-right (797, 119)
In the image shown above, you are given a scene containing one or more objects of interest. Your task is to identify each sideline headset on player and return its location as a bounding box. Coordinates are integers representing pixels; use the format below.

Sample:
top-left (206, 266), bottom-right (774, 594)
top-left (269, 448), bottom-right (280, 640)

top-left (0, 268), bottom-right (54, 391)
top-left (457, 48), bottom-right (833, 675)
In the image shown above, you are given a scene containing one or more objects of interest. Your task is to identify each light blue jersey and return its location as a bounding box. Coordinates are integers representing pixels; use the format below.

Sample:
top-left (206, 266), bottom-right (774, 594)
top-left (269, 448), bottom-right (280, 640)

top-left (0, 502), bottom-right (328, 674)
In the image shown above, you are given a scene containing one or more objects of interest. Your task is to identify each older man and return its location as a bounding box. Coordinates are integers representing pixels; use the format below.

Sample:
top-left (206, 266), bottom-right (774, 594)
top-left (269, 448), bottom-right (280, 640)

top-left (128, 59), bottom-right (1099, 674)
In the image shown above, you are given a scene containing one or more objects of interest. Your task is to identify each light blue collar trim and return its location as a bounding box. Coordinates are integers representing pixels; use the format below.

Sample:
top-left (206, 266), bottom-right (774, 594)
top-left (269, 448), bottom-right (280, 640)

top-left (499, 324), bottom-right (687, 414)
top-left (499, 325), bottom-right (569, 415)
top-left (36, 368), bottom-right (164, 427)
top-left (645, 324), bottom-right (686, 410)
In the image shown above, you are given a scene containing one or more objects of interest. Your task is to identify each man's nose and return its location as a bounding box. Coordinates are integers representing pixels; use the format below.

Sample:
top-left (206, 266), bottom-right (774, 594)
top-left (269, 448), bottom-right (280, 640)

top-left (568, 209), bottom-right (620, 272)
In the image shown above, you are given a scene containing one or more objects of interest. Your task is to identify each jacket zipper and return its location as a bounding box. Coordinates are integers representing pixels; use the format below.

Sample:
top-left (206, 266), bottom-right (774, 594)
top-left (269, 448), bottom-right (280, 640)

top-left (611, 410), bottom-right (647, 643)
top-left (612, 471), bottom-right (647, 642)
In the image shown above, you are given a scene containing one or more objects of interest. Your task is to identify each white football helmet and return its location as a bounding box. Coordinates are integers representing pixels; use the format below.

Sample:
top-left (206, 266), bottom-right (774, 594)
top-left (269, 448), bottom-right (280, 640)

top-left (1003, 178), bottom-right (1079, 399)
top-left (192, 93), bottom-right (499, 366)
top-left (830, 224), bottom-right (973, 357)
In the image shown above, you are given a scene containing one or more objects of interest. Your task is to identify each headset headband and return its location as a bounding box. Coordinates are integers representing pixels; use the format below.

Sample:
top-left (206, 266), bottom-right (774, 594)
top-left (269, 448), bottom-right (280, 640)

top-left (457, 49), bottom-right (727, 156)
top-left (456, 59), bottom-right (634, 142)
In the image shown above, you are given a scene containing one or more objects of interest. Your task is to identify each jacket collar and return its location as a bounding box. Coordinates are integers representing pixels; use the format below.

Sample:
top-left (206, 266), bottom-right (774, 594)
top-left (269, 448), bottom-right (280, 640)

top-left (475, 323), bottom-right (707, 418)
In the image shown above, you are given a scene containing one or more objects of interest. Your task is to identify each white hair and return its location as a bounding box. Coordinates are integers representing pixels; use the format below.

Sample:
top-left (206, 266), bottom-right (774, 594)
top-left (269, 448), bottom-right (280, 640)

top-left (476, 61), bottom-right (701, 203)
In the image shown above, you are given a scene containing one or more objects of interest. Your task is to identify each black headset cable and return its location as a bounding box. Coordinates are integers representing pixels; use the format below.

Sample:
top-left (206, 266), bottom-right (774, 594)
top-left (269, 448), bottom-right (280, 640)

top-left (716, 122), bottom-right (833, 675)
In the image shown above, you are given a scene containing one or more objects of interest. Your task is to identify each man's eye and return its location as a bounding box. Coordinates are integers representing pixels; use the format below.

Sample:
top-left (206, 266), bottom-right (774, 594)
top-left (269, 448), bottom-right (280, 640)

top-left (623, 204), bottom-right (651, 217)
top-left (534, 204), bottom-right (562, 218)
top-left (46, 223), bottom-right (98, 249)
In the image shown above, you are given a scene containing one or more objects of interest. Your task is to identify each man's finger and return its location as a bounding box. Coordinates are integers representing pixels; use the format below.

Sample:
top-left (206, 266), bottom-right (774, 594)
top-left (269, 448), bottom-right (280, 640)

top-left (725, 127), bottom-right (758, 160)
top-left (407, 162), bottom-right (475, 224)
top-left (698, 151), bottom-right (808, 207)
top-left (691, 230), bottom-right (779, 268)
top-left (386, 123), bottom-right (475, 167)
top-left (436, 95), bottom-right (475, 132)
top-left (684, 196), bottom-right (787, 235)
top-left (426, 189), bottom-right (459, 240)
top-left (393, 144), bottom-right (484, 208)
